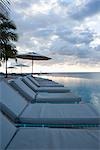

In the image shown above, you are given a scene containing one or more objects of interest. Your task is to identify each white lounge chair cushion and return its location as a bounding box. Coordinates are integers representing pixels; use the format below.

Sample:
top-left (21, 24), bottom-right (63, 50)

top-left (27, 75), bottom-right (40, 86)
top-left (20, 103), bottom-right (100, 125)
top-left (36, 92), bottom-right (81, 103)
top-left (9, 78), bottom-right (36, 102)
top-left (26, 76), bottom-right (70, 93)
top-left (37, 86), bottom-right (70, 93)
top-left (1, 112), bottom-right (99, 150)
top-left (1, 81), bottom-right (99, 126)
top-left (7, 128), bottom-right (100, 150)
top-left (29, 75), bottom-right (55, 83)
top-left (9, 78), bottom-right (77, 103)
top-left (28, 75), bottom-right (59, 86)
top-left (34, 76), bottom-right (52, 81)
top-left (0, 112), bottom-right (17, 150)
top-left (27, 75), bottom-right (64, 87)
top-left (0, 81), bottom-right (28, 118)
top-left (38, 83), bottom-right (64, 87)
top-left (21, 77), bottom-right (39, 91)
top-left (34, 77), bottom-right (59, 84)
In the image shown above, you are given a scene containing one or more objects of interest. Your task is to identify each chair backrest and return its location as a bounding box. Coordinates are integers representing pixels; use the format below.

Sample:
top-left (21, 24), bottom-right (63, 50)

top-left (27, 75), bottom-right (40, 87)
top-left (22, 76), bottom-right (38, 91)
top-left (0, 80), bottom-right (28, 121)
top-left (0, 112), bottom-right (17, 150)
top-left (9, 78), bottom-right (36, 102)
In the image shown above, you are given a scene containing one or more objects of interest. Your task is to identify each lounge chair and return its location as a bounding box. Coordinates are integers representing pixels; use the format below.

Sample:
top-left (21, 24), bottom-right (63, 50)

top-left (0, 81), bottom-right (99, 127)
top-left (22, 75), bottom-right (64, 87)
top-left (27, 75), bottom-right (64, 87)
top-left (8, 78), bottom-right (81, 103)
top-left (0, 112), bottom-right (17, 150)
top-left (1, 112), bottom-right (100, 150)
top-left (34, 76), bottom-right (53, 81)
top-left (26, 76), bottom-right (69, 92)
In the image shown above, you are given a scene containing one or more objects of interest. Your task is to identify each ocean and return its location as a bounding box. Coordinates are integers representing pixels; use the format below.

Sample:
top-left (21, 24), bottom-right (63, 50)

top-left (38, 72), bottom-right (100, 112)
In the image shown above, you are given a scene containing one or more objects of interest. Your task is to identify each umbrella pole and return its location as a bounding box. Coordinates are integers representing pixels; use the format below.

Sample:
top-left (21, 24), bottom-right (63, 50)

top-left (21, 66), bottom-right (22, 74)
top-left (32, 59), bottom-right (34, 74)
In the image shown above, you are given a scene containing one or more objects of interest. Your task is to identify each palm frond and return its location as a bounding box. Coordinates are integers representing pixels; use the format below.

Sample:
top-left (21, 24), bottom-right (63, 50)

top-left (0, 20), bottom-right (17, 30)
top-left (0, 30), bottom-right (18, 43)
top-left (0, 43), bottom-right (18, 60)
top-left (0, 13), bottom-right (8, 20)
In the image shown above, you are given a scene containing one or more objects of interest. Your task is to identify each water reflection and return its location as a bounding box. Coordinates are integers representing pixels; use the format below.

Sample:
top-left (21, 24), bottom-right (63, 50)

top-left (91, 93), bottom-right (100, 113)
top-left (37, 74), bottom-right (100, 112)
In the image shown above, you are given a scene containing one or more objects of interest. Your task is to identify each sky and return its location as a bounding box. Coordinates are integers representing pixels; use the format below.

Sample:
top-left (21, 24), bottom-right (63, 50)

top-left (1, 0), bottom-right (100, 73)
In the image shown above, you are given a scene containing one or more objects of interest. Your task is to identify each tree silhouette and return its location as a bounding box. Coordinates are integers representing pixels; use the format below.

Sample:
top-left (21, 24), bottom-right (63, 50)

top-left (0, 0), bottom-right (18, 77)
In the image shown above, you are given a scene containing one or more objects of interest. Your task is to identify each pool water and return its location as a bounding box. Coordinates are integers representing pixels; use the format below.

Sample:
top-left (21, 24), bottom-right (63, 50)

top-left (38, 72), bottom-right (100, 112)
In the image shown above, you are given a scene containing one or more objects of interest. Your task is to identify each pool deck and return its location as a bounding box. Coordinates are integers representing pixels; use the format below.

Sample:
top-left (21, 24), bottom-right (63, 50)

top-left (0, 74), bottom-right (100, 149)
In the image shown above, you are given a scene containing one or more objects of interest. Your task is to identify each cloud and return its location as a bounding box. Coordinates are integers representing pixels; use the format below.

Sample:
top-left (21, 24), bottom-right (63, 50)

top-left (94, 45), bottom-right (100, 51)
top-left (69, 0), bottom-right (100, 20)
top-left (12, 0), bottom-right (41, 9)
top-left (56, 26), bottom-right (94, 45)
top-left (9, 0), bottom-right (100, 70)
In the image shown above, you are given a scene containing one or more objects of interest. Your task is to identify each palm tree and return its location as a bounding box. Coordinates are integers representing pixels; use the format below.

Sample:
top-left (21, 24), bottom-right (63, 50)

top-left (0, 0), bottom-right (18, 77)
top-left (0, 0), bottom-right (10, 67)
top-left (0, 15), bottom-right (18, 77)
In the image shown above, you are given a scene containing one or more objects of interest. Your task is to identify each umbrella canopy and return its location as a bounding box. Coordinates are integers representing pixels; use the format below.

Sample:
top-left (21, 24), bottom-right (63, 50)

top-left (7, 66), bottom-right (16, 74)
top-left (15, 64), bottom-right (29, 67)
top-left (16, 52), bottom-right (51, 73)
top-left (7, 66), bottom-right (16, 69)
top-left (15, 63), bottom-right (29, 74)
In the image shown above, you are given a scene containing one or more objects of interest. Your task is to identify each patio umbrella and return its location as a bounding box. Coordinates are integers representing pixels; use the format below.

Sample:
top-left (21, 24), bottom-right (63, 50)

top-left (7, 66), bottom-right (16, 74)
top-left (16, 52), bottom-right (51, 73)
top-left (15, 63), bottom-right (29, 74)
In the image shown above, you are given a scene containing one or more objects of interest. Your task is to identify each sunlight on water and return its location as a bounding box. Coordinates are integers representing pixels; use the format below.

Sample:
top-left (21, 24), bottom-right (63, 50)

top-left (37, 73), bottom-right (100, 112)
